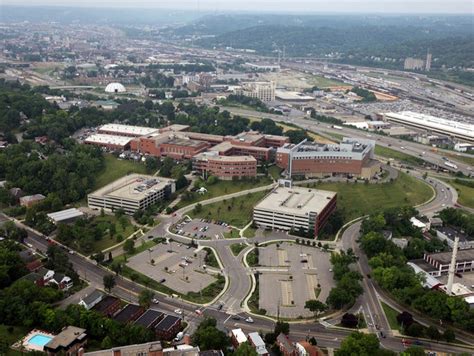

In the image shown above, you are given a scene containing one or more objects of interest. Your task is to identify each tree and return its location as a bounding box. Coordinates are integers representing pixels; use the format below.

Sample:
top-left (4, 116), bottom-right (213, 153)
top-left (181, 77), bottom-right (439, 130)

top-left (304, 300), bottom-right (327, 317)
top-left (110, 260), bottom-right (123, 276)
top-left (192, 317), bottom-right (230, 351)
top-left (406, 323), bottom-right (424, 337)
top-left (138, 289), bottom-right (154, 309)
top-left (404, 346), bottom-right (425, 356)
top-left (123, 239), bottom-right (135, 255)
top-left (335, 332), bottom-right (380, 356)
top-left (103, 275), bottom-right (116, 292)
top-left (234, 342), bottom-right (258, 356)
top-left (92, 251), bottom-right (105, 264)
top-left (176, 174), bottom-right (189, 190)
top-left (396, 311), bottom-right (414, 329)
top-left (274, 321), bottom-right (290, 336)
top-left (426, 325), bottom-right (441, 341)
top-left (100, 336), bottom-right (113, 349)
top-left (341, 313), bottom-right (359, 328)
top-left (443, 328), bottom-right (455, 343)
top-left (309, 336), bottom-right (317, 346)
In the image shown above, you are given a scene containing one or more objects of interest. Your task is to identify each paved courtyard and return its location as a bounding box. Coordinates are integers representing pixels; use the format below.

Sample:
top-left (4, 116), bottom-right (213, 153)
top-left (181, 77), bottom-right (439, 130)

top-left (173, 218), bottom-right (231, 240)
top-left (127, 241), bottom-right (216, 294)
top-left (257, 242), bottom-right (335, 318)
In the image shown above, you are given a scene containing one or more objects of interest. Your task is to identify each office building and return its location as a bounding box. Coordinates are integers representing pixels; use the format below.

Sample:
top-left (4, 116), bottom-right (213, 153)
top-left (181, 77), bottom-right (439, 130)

top-left (253, 186), bottom-right (337, 237)
top-left (234, 81), bottom-right (276, 102)
top-left (193, 152), bottom-right (257, 180)
top-left (404, 57), bottom-right (425, 71)
top-left (87, 174), bottom-right (175, 214)
top-left (276, 138), bottom-right (378, 178)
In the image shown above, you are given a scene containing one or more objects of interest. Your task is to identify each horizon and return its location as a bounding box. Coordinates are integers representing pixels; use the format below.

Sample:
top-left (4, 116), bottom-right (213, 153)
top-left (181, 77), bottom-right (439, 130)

top-left (2, 1), bottom-right (473, 15)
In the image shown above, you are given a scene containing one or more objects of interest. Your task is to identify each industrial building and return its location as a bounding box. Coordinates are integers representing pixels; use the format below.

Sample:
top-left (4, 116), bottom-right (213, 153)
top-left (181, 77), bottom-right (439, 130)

top-left (98, 124), bottom-right (159, 138)
top-left (87, 174), bottom-right (176, 214)
top-left (404, 57), bottom-right (425, 71)
top-left (435, 227), bottom-right (474, 250)
top-left (234, 81), bottom-right (276, 102)
top-left (423, 249), bottom-right (474, 277)
top-left (47, 208), bottom-right (84, 224)
top-left (276, 137), bottom-right (379, 178)
top-left (383, 111), bottom-right (474, 142)
top-left (84, 134), bottom-right (132, 151)
top-left (253, 186), bottom-right (337, 237)
top-left (193, 152), bottom-right (257, 180)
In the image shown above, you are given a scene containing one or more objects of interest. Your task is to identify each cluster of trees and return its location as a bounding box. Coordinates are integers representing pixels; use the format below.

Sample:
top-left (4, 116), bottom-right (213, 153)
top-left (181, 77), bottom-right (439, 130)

top-left (217, 94), bottom-right (270, 112)
top-left (310, 111), bottom-right (344, 126)
top-left (350, 87), bottom-right (377, 102)
top-left (0, 79), bottom-right (53, 141)
top-left (0, 141), bottom-right (103, 204)
top-left (0, 239), bottom-right (29, 288)
top-left (438, 207), bottom-right (474, 236)
top-left (360, 210), bottom-right (474, 332)
top-left (249, 118), bottom-right (284, 135)
top-left (140, 72), bottom-right (175, 88)
top-left (326, 249), bottom-right (362, 309)
top-left (56, 213), bottom-right (132, 254)
top-left (335, 331), bottom-right (395, 356)
top-left (148, 62), bottom-right (216, 73)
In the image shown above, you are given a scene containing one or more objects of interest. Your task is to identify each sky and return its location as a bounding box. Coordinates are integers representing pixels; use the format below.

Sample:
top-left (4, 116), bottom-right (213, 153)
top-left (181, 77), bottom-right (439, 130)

top-left (3, 0), bottom-right (474, 14)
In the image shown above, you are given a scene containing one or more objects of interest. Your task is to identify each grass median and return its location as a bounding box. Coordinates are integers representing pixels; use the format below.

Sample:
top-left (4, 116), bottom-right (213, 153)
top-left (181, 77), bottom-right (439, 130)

top-left (94, 154), bottom-right (147, 190)
top-left (375, 145), bottom-right (425, 166)
top-left (189, 190), bottom-right (270, 228)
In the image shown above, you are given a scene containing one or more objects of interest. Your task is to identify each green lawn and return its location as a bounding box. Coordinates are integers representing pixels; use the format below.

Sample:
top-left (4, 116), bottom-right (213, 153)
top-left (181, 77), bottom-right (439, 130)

top-left (305, 172), bottom-right (433, 221)
top-left (230, 243), bottom-right (247, 256)
top-left (443, 179), bottom-right (474, 209)
top-left (246, 249), bottom-right (259, 267)
top-left (90, 215), bottom-right (137, 253)
top-left (243, 226), bottom-right (257, 238)
top-left (224, 229), bottom-right (241, 239)
top-left (189, 190), bottom-right (270, 228)
top-left (375, 146), bottom-right (425, 166)
top-left (114, 239), bottom-right (158, 263)
top-left (381, 301), bottom-right (400, 331)
top-left (94, 154), bottom-right (147, 190)
top-left (268, 166), bottom-right (283, 181)
top-left (203, 247), bottom-right (220, 268)
top-left (308, 75), bottom-right (346, 88)
top-left (176, 177), bottom-right (272, 209)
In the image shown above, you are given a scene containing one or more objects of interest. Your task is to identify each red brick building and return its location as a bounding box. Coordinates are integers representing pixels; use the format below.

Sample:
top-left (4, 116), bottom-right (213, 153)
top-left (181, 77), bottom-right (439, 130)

top-left (193, 153), bottom-right (257, 180)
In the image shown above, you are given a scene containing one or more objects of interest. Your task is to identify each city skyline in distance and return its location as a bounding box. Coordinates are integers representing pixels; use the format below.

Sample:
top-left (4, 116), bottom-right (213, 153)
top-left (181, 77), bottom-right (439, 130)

top-left (2, 0), bottom-right (473, 14)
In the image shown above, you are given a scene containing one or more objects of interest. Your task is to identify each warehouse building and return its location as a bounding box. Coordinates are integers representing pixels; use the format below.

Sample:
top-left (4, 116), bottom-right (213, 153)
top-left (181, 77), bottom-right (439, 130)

top-left (84, 134), bottom-right (132, 151)
top-left (383, 111), bottom-right (474, 142)
top-left (88, 174), bottom-right (175, 214)
top-left (276, 137), bottom-right (378, 178)
top-left (253, 186), bottom-right (337, 237)
top-left (423, 249), bottom-right (474, 277)
top-left (98, 124), bottom-right (159, 138)
top-left (47, 208), bottom-right (84, 224)
top-left (193, 152), bottom-right (257, 180)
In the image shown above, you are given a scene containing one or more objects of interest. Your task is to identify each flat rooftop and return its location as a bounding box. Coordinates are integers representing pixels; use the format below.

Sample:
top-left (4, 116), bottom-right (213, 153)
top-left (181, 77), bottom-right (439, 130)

top-left (437, 226), bottom-right (472, 242)
top-left (85, 134), bottom-right (132, 146)
top-left (99, 124), bottom-right (159, 136)
top-left (155, 315), bottom-right (180, 331)
top-left (89, 174), bottom-right (174, 201)
top-left (427, 249), bottom-right (474, 265)
top-left (135, 309), bottom-right (163, 328)
top-left (164, 138), bottom-right (208, 148)
top-left (200, 154), bottom-right (257, 163)
top-left (47, 208), bottom-right (84, 222)
top-left (255, 186), bottom-right (336, 215)
top-left (45, 326), bottom-right (86, 350)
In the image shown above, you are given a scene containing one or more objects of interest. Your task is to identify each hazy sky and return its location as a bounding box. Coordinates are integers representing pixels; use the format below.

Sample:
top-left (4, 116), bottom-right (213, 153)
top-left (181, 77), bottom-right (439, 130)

top-left (3, 0), bottom-right (474, 14)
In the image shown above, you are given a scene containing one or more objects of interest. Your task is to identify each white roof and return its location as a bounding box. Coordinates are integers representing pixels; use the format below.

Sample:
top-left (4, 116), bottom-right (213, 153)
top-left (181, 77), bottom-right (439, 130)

top-left (255, 186), bottom-right (336, 216)
top-left (47, 208), bottom-right (84, 223)
top-left (231, 328), bottom-right (247, 344)
top-left (248, 332), bottom-right (265, 347)
top-left (85, 134), bottom-right (132, 147)
top-left (99, 124), bottom-right (159, 136)
top-left (105, 82), bottom-right (126, 93)
top-left (407, 262), bottom-right (442, 289)
top-left (410, 217), bottom-right (427, 228)
top-left (384, 111), bottom-right (474, 139)
top-left (464, 296), bottom-right (474, 305)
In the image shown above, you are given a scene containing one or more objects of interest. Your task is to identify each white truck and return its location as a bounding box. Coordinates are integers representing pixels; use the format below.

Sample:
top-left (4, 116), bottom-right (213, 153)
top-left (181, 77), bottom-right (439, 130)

top-left (444, 161), bottom-right (458, 170)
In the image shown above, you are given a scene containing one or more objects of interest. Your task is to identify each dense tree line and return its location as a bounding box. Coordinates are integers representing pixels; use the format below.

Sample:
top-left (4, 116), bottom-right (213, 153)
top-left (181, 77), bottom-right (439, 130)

top-left (350, 87), bottom-right (377, 102)
top-left (438, 207), bottom-right (474, 236)
top-left (249, 118), bottom-right (283, 135)
top-left (326, 249), bottom-right (363, 309)
top-left (217, 94), bottom-right (270, 112)
top-left (0, 240), bottom-right (29, 289)
top-left (360, 210), bottom-right (474, 332)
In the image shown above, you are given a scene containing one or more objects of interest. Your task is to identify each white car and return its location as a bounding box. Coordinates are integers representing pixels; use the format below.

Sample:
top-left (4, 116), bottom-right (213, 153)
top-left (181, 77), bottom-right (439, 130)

top-left (174, 309), bottom-right (183, 315)
top-left (152, 298), bottom-right (159, 304)
top-left (245, 317), bottom-right (254, 323)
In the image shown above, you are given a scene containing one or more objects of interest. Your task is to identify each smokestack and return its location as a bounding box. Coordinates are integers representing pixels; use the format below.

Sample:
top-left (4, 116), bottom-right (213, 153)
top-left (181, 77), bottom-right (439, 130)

top-left (446, 235), bottom-right (460, 295)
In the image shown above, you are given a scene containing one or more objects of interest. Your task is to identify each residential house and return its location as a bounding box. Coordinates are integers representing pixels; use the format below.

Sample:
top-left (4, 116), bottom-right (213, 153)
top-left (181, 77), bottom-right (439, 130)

top-left (44, 326), bottom-right (87, 356)
top-left (155, 315), bottom-right (181, 340)
top-left (276, 333), bottom-right (297, 356)
top-left (248, 332), bottom-right (269, 356)
top-left (79, 290), bottom-right (104, 310)
top-left (92, 296), bottom-right (121, 317)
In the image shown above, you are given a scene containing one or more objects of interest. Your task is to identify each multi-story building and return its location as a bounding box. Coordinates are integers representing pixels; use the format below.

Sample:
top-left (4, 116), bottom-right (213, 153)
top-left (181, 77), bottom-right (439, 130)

top-left (253, 186), bottom-right (337, 237)
top-left (276, 138), bottom-right (378, 178)
top-left (404, 57), bottom-right (425, 71)
top-left (423, 249), bottom-right (474, 277)
top-left (234, 81), bottom-right (276, 102)
top-left (43, 326), bottom-right (87, 356)
top-left (87, 174), bottom-right (176, 214)
top-left (98, 124), bottom-right (159, 137)
top-left (193, 152), bottom-right (257, 180)
top-left (154, 315), bottom-right (182, 340)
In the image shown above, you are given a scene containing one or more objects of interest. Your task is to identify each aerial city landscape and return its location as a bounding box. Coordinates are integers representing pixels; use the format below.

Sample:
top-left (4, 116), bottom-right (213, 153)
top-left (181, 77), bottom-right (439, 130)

top-left (0, 1), bottom-right (473, 355)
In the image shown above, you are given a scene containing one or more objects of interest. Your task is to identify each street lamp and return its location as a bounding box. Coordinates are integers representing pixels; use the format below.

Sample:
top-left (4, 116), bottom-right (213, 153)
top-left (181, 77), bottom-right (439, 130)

top-left (148, 248), bottom-right (153, 264)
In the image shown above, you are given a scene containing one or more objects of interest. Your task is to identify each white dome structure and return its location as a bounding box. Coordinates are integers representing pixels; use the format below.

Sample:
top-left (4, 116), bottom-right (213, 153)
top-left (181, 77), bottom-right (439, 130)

top-left (105, 82), bottom-right (126, 93)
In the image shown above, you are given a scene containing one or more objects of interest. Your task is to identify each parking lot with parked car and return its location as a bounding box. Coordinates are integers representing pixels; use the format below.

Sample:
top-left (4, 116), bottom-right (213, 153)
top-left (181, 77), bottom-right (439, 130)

top-left (172, 218), bottom-right (232, 240)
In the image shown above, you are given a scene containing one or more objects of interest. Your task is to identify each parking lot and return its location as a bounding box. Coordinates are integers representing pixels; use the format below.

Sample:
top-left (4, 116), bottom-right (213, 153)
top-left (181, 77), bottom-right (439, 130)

top-left (173, 218), bottom-right (232, 240)
top-left (257, 242), bottom-right (335, 318)
top-left (127, 241), bottom-right (216, 294)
